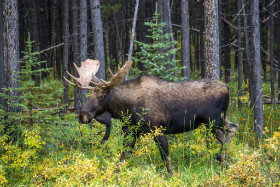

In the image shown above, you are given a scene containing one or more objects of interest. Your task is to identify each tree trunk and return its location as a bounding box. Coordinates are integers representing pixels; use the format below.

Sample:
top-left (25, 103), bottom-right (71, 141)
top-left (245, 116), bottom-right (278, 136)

top-left (278, 0), bottom-right (280, 101)
top-left (126, 0), bottom-right (139, 80)
top-left (72, 0), bottom-right (81, 113)
top-left (30, 0), bottom-right (40, 85)
top-left (38, 0), bottom-right (51, 79)
top-left (269, 0), bottom-right (275, 108)
top-left (80, 0), bottom-right (88, 106)
top-left (241, 0), bottom-right (254, 107)
top-left (159, 0), bottom-right (176, 73)
top-left (223, 0), bottom-right (231, 82)
top-left (2, 0), bottom-right (21, 138)
top-left (113, 12), bottom-right (125, 65)
top-left (63, 0), bottom-right (70, 113)
top-left (89, 0), bottom-right (106, 80)
top-left (55, 4), bottom-right (63, 80)
top-left (237, 0), bottom-right (243, 106)
top-left (249, 0), bottom-right (264, 139)
top-left (195, 32), bottom-right (200, 71)
top-left (136, 0), bottom-right (147, 72)
top-left (181, 0), bottom-right (191, 80)
top-left (200, 0), bottom-right (205, 78)
top-left (0, 1), bottom-right (3, 107)
top-left (260, 0), bottom-right (268, 82)
top-left (204, 0), bottom-right (220, 80)
top-left (51, 0), bottom-right (58, 77)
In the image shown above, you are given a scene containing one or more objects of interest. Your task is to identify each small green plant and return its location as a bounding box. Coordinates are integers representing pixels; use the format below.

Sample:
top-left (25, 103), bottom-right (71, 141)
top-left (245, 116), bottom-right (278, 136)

top-left (0, 34), bottom-right (64, 185)
top-left (132, 3), bottom-right (185, 82)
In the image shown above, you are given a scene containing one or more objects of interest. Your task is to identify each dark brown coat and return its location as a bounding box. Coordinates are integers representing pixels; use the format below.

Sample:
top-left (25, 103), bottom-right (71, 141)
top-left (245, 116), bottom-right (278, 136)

top-left (79, 75), bottom-right (239, 173)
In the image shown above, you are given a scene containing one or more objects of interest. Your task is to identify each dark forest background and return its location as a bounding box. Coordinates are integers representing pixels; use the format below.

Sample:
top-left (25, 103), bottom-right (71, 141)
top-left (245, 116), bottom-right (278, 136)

top-left (0, 0), bottom-right (280, 185)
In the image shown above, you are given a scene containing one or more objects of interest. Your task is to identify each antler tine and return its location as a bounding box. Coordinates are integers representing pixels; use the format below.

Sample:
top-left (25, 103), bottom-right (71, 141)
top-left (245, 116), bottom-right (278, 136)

top-left (65, 71), bottom-right (95, 90)
top-left (73, 62), bottom-right (80, 74)
top-left (93, 61), bottom-right (133, 90)
top-left (63, 76), bottom-right (76, 87)
top-left (63, 59), bottom-right (100, 90)
top-left (108, 68), bottom-right (114, 78)
top-left (66, 71), bottom-right (79, 82)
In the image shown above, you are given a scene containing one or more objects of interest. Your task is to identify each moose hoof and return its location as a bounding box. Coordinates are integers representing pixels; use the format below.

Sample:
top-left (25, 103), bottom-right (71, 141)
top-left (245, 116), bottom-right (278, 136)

top-left (216, 153), bottom-right (228, 162)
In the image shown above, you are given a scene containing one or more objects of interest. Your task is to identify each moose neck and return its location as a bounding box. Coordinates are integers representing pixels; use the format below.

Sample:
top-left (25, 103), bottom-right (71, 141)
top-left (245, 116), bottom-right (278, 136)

top-left (105, 83), bottom-right (134, 119)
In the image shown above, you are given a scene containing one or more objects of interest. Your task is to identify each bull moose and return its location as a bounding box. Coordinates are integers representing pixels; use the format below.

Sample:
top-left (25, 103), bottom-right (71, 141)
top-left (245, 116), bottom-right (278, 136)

top-left (64, 59), bottom-right (239, 174)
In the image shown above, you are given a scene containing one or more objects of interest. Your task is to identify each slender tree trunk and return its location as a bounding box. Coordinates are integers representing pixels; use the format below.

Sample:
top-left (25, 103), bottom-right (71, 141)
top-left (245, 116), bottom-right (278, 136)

top-left (278, 0), bottom-right (280, 101)
top-left (223, 0), bottom-right (231, 82)
top-left (126, 0), bottom-right (139, 80)
top-left (241, 0), bottom-right (253, 107)
top-left (181, 0), bottom-right (191, 80)
top-left (30, 0), bottom-right (40, 85)
top-left (51, 0), bottom-right (58, 78)
top-left (72, 0), bottom-right (81, 113)
top-left (80, 0), bottom-right (88, 106)
top-left (38, 0), bottom-right (51, 79)
top-left (200, 0), bottom-right (205, 78)
top-left (55, 5), bottom-right (63, 80)
top-left (113, 12), bottom-right (125, 65)
top-left (0, 1), bottom-right (3, 107)
top-left (204, 0), bottom-right (220, 80)
top-left (250, 0), bottom-right (264, 139)
top-left (195, 32), bottom-right (200, 71)
top-left (89, 0), bottom-right (106, 80)
top-left (136, 0), bottom-right (147, 72)
top-left (159, 0), bottom-right (176, 74)
top-left (237, 0), bottom-right (243, 106)
top-left (261, 0), bottom-right (268, 82)
top-left (269, 0), bottom-right (275, 108)
top-left (3, 0), bottom-right (21, 138)
top-left (63, 0), bottom-right (70, 113)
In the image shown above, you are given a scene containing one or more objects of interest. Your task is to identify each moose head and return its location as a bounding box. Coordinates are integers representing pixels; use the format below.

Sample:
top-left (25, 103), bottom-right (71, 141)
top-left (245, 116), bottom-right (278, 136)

top-left (64, 59), bottom-right (132, 124)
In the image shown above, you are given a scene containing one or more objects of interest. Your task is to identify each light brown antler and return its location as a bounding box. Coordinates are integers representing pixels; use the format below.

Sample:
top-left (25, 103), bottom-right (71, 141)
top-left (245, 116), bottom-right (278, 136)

top-left (63, 59), bottom-right (100, 90)
top-left (93, 61), bottom-right (133, 90)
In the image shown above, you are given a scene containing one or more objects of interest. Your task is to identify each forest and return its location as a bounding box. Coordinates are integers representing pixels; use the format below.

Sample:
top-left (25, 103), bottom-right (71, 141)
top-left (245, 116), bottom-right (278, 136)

top-left (0, 0), bottom-right (280, 186)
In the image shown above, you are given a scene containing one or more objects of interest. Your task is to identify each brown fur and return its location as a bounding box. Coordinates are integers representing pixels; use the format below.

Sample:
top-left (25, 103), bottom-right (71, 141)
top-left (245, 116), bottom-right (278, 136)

top-left (80, 75), bottom-right (239, 173)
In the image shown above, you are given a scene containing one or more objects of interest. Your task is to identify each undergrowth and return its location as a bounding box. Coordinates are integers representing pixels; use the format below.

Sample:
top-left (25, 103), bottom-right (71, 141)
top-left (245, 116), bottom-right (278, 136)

top-left (1, 96), bottom-right (279, 186)
top-left (0, 41), bottom-right (279, 185)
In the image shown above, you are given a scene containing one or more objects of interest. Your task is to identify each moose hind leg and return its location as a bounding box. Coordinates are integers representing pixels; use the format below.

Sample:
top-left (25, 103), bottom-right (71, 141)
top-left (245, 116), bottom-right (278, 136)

top-left (224, 119), bottom-right (239, 156)
top-left (212, 119), bottom-right (239, 163)
top-left (154, 135), bottom-right (173, 174)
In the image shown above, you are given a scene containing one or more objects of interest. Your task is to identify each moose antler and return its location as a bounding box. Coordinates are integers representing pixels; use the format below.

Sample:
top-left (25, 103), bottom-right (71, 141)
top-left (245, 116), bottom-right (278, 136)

top-left (93, 61), bottom-right (133, 90)
top-left (63, 59), bottom-right (100, 90)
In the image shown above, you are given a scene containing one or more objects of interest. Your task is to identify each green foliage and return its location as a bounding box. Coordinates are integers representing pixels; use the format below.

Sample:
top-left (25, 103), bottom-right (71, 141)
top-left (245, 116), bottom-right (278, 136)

top-left (132, 5), bottom-right (185, 82)
top-left (0, 45), bottom-right (279, 185)
top-left (0, 34), bottom-right (63, 128)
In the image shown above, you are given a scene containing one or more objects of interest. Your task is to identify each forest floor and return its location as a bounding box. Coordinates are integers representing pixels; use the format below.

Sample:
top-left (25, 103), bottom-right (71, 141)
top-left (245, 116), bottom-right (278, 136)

top-left (1, 74), bottom-right (280, 186)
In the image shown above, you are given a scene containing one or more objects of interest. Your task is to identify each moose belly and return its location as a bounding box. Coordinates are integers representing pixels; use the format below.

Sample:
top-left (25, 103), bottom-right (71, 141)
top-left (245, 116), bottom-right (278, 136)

top-left (165, 111), bottom-right (201, 134)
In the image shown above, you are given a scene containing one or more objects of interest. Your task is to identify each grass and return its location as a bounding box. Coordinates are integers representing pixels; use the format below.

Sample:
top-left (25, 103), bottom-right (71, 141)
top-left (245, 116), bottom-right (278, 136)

top-left (0, 73), bottom-right (280, 186)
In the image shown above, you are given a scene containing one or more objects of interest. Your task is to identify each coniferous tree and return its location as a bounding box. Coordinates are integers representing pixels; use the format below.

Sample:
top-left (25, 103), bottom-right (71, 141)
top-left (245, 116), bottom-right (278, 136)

top-left (0, 35), bottom-right (63, 132)
top-left (132, 6), bottom-right (184, 82)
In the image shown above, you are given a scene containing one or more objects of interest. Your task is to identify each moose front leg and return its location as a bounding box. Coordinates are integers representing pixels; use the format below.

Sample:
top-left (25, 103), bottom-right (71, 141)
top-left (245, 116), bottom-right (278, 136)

top-left (120, 126), bottom-right (139, 162)
top-left (95, 112), bottom-right (112, 144)
top-left (154, 135), bottom-right (173, 174)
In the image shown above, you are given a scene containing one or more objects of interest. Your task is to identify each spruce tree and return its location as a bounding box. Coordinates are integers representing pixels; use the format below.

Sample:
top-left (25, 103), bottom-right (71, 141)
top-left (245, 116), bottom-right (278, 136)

top-left (0, 34), bottom-right (63, 139)
top-left (132, 4), bottom-right (185, 82)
